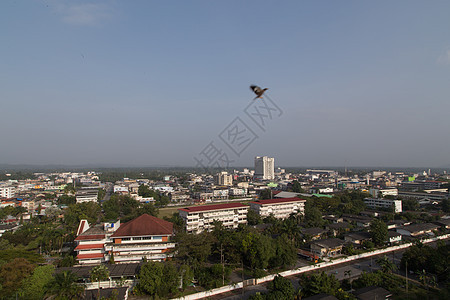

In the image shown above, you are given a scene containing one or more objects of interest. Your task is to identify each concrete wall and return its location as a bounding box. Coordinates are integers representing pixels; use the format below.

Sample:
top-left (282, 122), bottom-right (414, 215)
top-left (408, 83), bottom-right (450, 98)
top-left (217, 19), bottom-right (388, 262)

top-left (172, 234), bottom-right (450, 300)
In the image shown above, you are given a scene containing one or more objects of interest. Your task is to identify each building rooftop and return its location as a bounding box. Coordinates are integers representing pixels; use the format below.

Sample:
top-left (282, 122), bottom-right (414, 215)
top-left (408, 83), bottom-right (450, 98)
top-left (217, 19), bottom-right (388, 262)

top-left (399, 223), bottom-right (439, 233)
top-left (111, 214), bottom-right (173, 237)
top-left (354, 286), bottom-right (392, 300)
top-left (250, 197), bottom-right (306, 205)
top-left (178, 202), bottom-right (248, 213)
top-left (311, 238), bottom-right (345, 249)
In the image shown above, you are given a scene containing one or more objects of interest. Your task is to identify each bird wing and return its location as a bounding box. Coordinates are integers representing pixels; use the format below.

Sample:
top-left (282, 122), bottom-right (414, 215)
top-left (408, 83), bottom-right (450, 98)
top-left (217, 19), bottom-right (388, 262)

top-left (250, 85), bottom-right (262, 95)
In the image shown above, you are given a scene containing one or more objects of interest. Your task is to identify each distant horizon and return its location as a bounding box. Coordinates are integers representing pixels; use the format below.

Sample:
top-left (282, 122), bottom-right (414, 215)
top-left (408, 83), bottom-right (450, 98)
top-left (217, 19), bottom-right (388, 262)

top-left (2, 1), bottom-right (450, 168)
top-left (0, 162), bottom-right (449, 173)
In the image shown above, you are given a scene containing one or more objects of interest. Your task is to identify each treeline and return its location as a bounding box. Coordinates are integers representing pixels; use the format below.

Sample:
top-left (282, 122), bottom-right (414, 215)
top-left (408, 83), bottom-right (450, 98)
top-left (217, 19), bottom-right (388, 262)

top-left (132, 221), bottom-right (297, 298)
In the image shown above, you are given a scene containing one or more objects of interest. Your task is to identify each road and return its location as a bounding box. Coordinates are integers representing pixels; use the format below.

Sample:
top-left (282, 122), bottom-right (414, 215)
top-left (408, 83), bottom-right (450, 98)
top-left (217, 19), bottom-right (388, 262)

top-left (217, 250), bottom-right (406, 300)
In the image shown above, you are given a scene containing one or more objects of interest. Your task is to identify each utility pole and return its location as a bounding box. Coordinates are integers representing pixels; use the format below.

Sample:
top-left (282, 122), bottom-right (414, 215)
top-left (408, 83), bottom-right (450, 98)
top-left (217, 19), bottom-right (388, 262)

top-left (220, 243), bottom-right (224, 286)
top-left (241, 259), bottom-right (244, 298)
top-left (406, 260), bottom-right (408, 298)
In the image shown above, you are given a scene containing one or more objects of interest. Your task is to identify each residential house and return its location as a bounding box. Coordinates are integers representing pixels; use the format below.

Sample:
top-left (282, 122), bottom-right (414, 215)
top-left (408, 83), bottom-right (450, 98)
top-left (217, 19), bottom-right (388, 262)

top-left (396, 223), bottom-right (440, 237)
top-left (310, 238), bottom-right (345, 258)
top-left (344, 231), bottom-right (372, 245)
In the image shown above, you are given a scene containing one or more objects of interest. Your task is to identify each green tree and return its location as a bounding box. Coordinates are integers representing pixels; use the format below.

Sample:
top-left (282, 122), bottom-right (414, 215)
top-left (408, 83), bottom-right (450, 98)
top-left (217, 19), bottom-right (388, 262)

top-left (270, 235), bottom-right (297, 269)
top-left (137, 261), bottom-right (163, 297)
top-left (376, 256), bottom-right (396, 273)
top-left (299, 271), bottom-right (340, 297)
top-left (267, 274), bottom-right (295, 299)
top-left (259, 189), bottom-right (273, 200)
top-left (90, 265), bottom-right (110, 300)
top-left (369, 218), bottom-right (388, 246)
top-left (47, 270), bottom-right (84, 300)
top-left (304, 201), bottom-right (323, 227)
top-left (241, 231), bottom-right (275, 270)
top-left (0, 257), bottom-right (35, 298)
top-left (291, 180), bottom-right (304, 193)
top-left (21, 264), bottom-right (55, 300)
top-left (247, 209), bottom-right (262, 225)
top-left (175, 231), bottom-right (213, 267)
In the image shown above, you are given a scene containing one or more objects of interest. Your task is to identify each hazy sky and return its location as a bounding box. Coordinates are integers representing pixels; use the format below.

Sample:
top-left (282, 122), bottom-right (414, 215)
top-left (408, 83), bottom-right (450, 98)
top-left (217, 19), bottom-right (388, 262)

top-left (1, 1), bottom-right (450, 168)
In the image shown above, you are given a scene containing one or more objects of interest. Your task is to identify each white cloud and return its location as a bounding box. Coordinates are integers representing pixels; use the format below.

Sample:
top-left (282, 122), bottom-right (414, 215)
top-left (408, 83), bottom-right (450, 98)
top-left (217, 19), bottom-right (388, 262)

top-left (53, 2), bottom-right (113, 26)
top-left (437, 49), bottom-right (450, 65)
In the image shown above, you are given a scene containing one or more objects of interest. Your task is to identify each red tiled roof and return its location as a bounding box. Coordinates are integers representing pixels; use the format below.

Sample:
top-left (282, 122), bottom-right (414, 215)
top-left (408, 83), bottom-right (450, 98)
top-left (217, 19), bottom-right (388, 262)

top-left (75, 243), bottom-right (104, 250)
top-left (111, 214), bottom-right (173, 237)
top-left (76, 220), bottom-right (88, 236)
top-left (178, 202), bottom-right (248, 213)
top-left (76, 253), bottom-right (104, 259)
top-left (74, 234), bottom-right (105, 241)
top-left (250, 197), bottom-right (306, 205)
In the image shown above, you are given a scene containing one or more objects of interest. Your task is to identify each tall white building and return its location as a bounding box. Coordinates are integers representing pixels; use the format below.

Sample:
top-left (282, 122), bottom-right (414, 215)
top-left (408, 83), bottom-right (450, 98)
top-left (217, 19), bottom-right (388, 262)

top-left (254, 156), bottom-right (275, 180)
top-left (215, 171), bottom-right (233, 186)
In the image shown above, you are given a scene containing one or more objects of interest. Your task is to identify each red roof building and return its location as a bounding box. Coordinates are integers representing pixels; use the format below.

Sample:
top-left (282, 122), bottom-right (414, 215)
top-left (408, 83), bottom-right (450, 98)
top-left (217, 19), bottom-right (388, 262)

top-left (249, 197), bottom-right (306, 219)
top-left (109, 214), bottom-right (175, 263)
top-left (178, 203), bottom-right (249, 233)
top-left (74, 219), bottom-right (120, 265)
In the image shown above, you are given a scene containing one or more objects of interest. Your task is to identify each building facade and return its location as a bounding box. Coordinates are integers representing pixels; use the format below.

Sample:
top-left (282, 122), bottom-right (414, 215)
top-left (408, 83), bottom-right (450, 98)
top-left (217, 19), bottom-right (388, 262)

top-left (364, 198), bottom-right (402, 213)
top-left (109, 214), bottom-right (175, 263)
top-left (215, 171), bottom-right (233, 186)
top-left (75, 214), bottom-right (174, 264)
top-left (249, 197), bottom-right (306, 219)
top-left (178, 203), bottom-right (249, 233)
top-left (254, 156), bottom-right (275, 180)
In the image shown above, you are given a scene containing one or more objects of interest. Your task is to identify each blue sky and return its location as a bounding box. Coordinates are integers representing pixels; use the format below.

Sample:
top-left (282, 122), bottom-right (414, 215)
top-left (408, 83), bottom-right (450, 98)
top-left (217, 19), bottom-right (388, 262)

top-left (1, 1), bottom-right (450, 168)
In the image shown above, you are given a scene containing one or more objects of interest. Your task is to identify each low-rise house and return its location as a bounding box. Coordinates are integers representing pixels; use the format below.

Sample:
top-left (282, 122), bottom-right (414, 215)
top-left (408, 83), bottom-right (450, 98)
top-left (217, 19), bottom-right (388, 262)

top-left (396, 223), bottom-right (440, 237)
top-left (433, 218), bottom-right (450, 230)
top-left (0, 223), bottom-right (20, 237)
top-left (301, 227), bottom-right (327, 241)
top-left (342, 214), bottom-right (372, 228)
top-left (354, 286), bottom-right (392, 300)
top-left (344, 231), bottom-right (372, 245)
top-left (387, 219), bottom-right (411, 229)
top-left (310, 238), bottom-right (345, 258)
top-left (388, 231), bottom-right (402, 244)
top-left (327, 222), bottom-right (351, 237)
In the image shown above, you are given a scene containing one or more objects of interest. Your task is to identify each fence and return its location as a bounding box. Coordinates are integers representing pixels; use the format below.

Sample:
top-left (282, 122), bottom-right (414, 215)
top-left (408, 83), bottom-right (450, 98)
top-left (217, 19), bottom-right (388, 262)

top-left (172, 234), bottom-right (449, 300)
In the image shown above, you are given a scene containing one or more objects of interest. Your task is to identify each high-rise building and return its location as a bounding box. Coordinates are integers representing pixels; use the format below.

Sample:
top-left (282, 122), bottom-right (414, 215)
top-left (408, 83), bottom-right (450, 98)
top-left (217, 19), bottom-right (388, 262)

top-left (254, 156), bottom-right (274, 180)
top-left (215, 171), bottom-right (233, 186)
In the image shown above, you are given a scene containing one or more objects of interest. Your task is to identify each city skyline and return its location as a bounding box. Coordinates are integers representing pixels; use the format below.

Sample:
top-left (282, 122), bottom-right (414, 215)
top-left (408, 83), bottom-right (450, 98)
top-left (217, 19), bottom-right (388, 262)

top-left (1, 1), bottom-right (450, 168)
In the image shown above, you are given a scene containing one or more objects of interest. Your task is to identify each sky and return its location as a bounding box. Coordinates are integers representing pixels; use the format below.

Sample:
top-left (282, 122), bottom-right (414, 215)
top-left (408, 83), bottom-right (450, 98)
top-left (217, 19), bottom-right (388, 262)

top-left (1, 0), bottom-right (450, 168)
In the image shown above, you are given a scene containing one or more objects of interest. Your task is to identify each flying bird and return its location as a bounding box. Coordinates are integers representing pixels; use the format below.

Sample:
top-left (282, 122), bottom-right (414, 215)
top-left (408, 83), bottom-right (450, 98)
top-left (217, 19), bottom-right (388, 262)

top-left (250, 85), bottom-right (268, 100)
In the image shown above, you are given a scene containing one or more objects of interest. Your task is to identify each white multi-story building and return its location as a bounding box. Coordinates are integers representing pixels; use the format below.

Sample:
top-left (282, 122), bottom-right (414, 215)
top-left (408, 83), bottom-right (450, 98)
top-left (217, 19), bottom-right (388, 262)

top-left (249, 197), bottom-right (306, 219)
top-left (75, 214), bottom-right (175, 264)
top-left (178, 203), bottom-right (249, 233)
top-left (364, 198), bottom-right (402, 213)
top-left (109, 214), bottom-right (175, 263)
top-left (0, 186), bottom-right (15, 199)
top-left (254, 156), bottom-right (275, 180)
top-left (369, 188), bottom-right (398, 198)
top-left (215, 171), bottom-right (233, 186)
top-left (114, 185), bottom-right (129, 193)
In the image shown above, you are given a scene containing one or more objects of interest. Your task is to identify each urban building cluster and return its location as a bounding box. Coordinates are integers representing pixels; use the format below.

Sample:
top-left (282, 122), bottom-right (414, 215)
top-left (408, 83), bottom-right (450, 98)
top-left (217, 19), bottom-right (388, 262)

top-left (1, 157), bottom-right (450, 265)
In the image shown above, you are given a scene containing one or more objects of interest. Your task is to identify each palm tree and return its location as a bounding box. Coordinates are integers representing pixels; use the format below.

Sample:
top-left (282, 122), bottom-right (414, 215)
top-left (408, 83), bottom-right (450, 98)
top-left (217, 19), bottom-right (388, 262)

top-left (47, 270), bottom-right (85, 299)
top-left (344, 269), bottom-right (353, 290)
top-left (376, 256), bottom-right (397, 273)
top-left (90, 265), bottom-right (110, 300)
